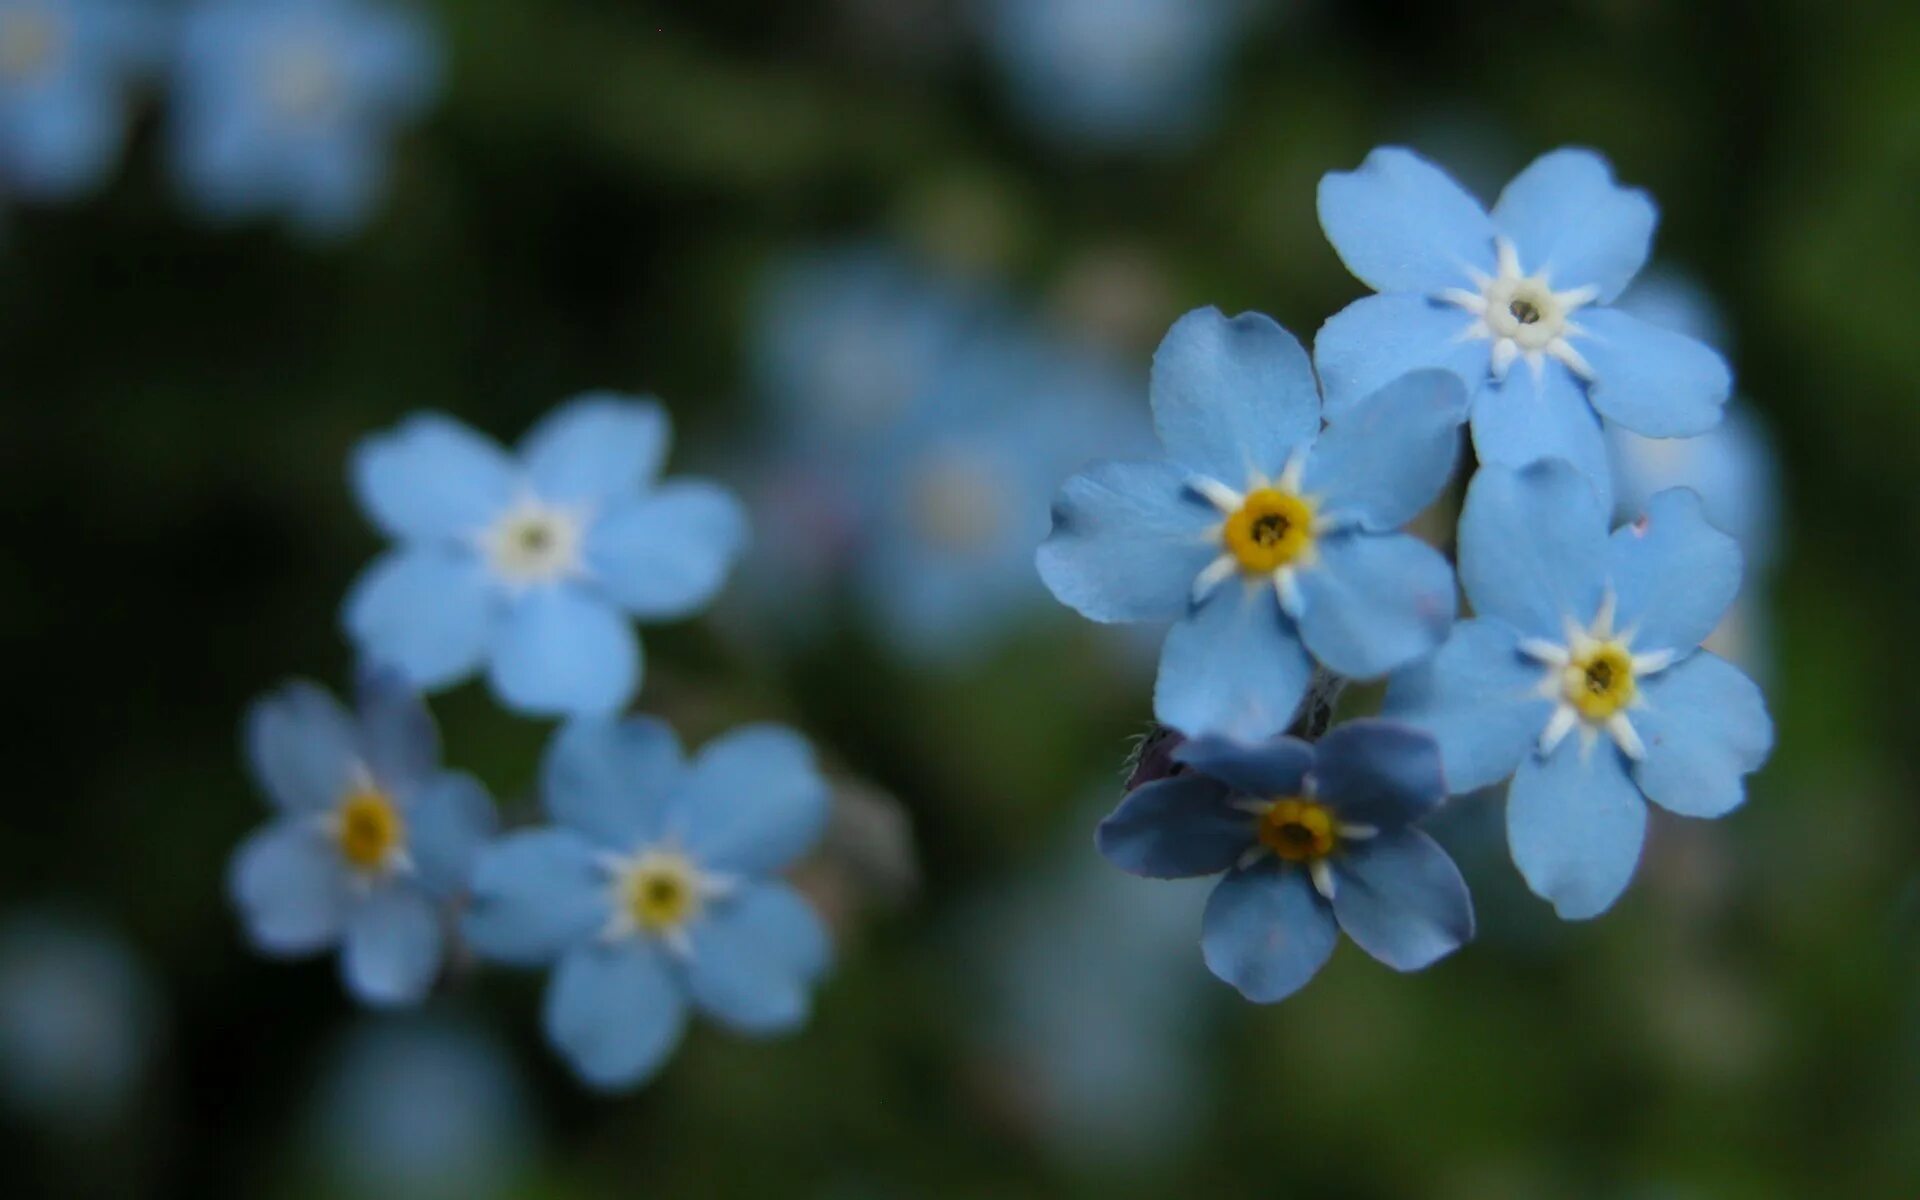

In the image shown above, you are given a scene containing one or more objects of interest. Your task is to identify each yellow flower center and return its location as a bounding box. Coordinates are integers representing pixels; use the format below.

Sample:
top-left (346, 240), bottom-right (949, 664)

top-left (0, 9), bottom-right (63, 82)
top-left (1256, 798), bottom-right (1338, 863)
top-left (1563, 642), bottom-right (1636, 721)
top-left (1223, 488), bottom-right (1316, 573)
top-left (334, 788), bottom-right (405, 871)
top-left (620, 853), bottom-right (703, 933)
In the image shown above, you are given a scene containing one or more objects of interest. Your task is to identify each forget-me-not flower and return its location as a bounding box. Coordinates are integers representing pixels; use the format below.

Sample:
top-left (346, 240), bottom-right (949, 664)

top-left (0, 0), bottom-right (153, 199)
top-left (1315, 146), bottom-right (1733, 503)
top-left (1038, 306), bottom-right (1466, 740)
top-left (463, 716), bottom-right (832, 1091)
top-left (345, 393), bottom-right (748, 718)
top-left (1098, 720), bottom-right (1474, 1003)
top-left (169, 0), bottom-right (439, 237)
top-left (1384, 459), bottom-right (1774, 919)
top-left (229, 669), bottom-right (498, 1006)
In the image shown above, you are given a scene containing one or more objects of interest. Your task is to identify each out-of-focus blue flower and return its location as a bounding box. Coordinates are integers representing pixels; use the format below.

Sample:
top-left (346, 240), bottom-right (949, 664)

top-left (0, 0), bottom-right (154, 199)
top-left (974, 0), bottom-right (1249, 152)
top-left (0, 914), bottom-right (159, 1127)
top-left (308, 1015), bottom-right (534, 1200)
top-left (1315, 146), bottom-right (1733, 506)
top-left (345, 394), bottom-right (748, 717)
top-left (464, 716), bottom-right (832, 1091)
top-left (1384, 459), bottom-right (1774, 920)
top-left (1039, 307), bottom-right (1465, 740)
top-left (168, 0), bottom-right (439, 237)
top-left (1098, 720), bottom-right (1474, 1003)
top-left (229, 669), bottom-right (497, 1006)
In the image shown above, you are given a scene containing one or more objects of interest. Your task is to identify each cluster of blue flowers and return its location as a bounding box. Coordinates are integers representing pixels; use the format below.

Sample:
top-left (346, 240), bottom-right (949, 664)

top-left (1040, 146), bottom-right (1775, 1001)
top-left (0, 0), bottom-right (437, 236)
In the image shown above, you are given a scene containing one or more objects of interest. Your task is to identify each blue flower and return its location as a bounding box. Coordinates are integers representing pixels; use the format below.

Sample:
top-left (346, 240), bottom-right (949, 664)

top-left (1384, 459), bottom-right (1775, 919)
top-left (168, 0), bottom-right (440, 237)
top-left (463, 717), bottom-right (832, 1091)
top-left (1315, 146), bottom-right (1733, 505)
top-left (344, 394), bottom-right (748, 717)
top-left (0, 0), bottom-right (154, 199)
top-left (1097, 720), bottom-right (1474, 1003)
top-left (1038, 306), bottom-right (1466, 740)
top-left (229, 669), bottom-right (498, 1006)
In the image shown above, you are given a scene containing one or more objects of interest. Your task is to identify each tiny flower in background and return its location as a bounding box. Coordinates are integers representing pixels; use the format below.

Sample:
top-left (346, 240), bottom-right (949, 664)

top-left (1385, 459), bottom-right (1774, 919)
top-left (464, 716), bottom-right (832, 1091)
top-left (168, 0), bottom-right (440, 237)
top-left (1039, 306), bottom-right (1465, 740)
top-left (0, 0), bottom-right (154, 199)
top-left (1315, 146), bottom-right (1733, 503)
top-left (1098, 720), bottom-right (1474, 1003)
top-left (345, 394), bottom-right (747, 717)
top-left (229, 669), bottom-right (497, 1006)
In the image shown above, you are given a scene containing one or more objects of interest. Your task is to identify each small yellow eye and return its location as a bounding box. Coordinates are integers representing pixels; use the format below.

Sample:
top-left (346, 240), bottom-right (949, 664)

top-left (1563, 644), bottom-right (1636, 721)
top-left (1223, 489), bottom-right (1316, 573)
top-left (621, 854), bottom-right (703, 933)
top-left (334, 789), bottom-right (405, 871)
top-left (1256, 798), bottom-right (1338, 862)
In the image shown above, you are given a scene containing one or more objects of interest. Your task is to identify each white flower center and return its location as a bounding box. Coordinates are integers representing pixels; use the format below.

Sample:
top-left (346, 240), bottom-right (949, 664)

top-left (0, 8), bottom-right (64, 83)
top-left (597, 847), bottom-right (734, 957)
top-left (1443, 237), bottom-right (1598, 383)
top-left (1517, 591), bottom-right (1678, 762)
top-left (482, 500), bottom-right (585, 587)
top-left (908, 451), bottom-right (1004, 551)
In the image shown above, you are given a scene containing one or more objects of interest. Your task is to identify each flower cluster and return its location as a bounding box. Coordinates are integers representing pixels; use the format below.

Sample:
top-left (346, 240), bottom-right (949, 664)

top-left (1039, 145), bottom-right (1775, 1001)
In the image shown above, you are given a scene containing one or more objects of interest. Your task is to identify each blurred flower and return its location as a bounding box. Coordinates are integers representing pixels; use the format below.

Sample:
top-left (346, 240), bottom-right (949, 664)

top-left (168, 0), bottom-right (439, 237)
top-left (229, 669), bottom-right (497, 1006)
top-left (0, 0), bottom-right (154, 199)
top-left (307, 1014), bottom-right (534, 1200)
top-left (345, 394), bottom-right (747, 717)
top-left (1039, 307), bottom-right (1464, 740)
top-left (464, 717), bottom-right (832, 1091)
top-left (1385, 460), bottom-right (1773, 919)
top-left (1098, 721), bottom-right (1474, 1003)
top-left (1316, 147), bottom-right (1732, 506)
top-left (0, 913), bottom-right (159, 1127)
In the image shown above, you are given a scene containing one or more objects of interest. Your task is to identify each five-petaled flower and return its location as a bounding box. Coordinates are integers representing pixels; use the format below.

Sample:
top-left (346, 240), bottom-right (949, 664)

top-left (1384, 458), bottom-right (1774, 919)
top-left (463, 717), bottom-right (832, 1091)
top-left (1098, 720), bottom-right (1474, 1003)
top-left (1038, 306), bottom-right (1466, 740)
top-left (344, 393), bottom-right (748, 718)
top-left (229, 669), bottom-right (498, 1006)
top-left (1315, 146), bottom-right (1732, 506)
top-left (0, 0), bottom-right (153, 199)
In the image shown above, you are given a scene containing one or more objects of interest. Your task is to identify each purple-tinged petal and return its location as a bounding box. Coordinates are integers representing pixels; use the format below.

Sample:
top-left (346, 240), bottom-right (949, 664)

top-left (1096, 774), bottom-right (1250, 879)
top-left (1329, 828), bottom-right (1473, 970)
top-left (1312, 720), bottom-right (1447, 829)
top-left (1173, 736), bottom-right (1314, 798)
top-left (1200, 862), bottom-right (1338, 1004)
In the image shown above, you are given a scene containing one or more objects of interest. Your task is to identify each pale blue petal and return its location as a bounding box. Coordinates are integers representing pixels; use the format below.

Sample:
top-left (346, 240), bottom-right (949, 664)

top-left (686, 883), bottom-right (830, 1035)
top-left (1095, 775), bottom-right (1250, 879)
top-left (229, 823), bottom-right (346, 955)
top-left (1630, 653), bottom-right (1772, 819)
top-left (1609, 487), bottom-right (1742, 657)
top-left (343, 548), bottom-right (496, 691)
top-left (1303, 369), bottom-right (1468, 530)
top-left (587, 481), bottom-right (748, 619)
top-left (1294, 532), bottom-right (1457, 679)
top-left (518, 394), bottom-right (669, 504)
top-left (669, 725), bottom-right (828, 876)
top-left (1154, 579), bottom-right (1312, 741)
top-left (1316, 146), bottom-right (1497, 294)
top-left (353, 666), bottom-right (438, 794)
top-left (1457, 459), bottom-right (1609, 643)
top-left (1383, 618), bottom-right (1553, 794)
top-left (341, 887), bottom-right (443, 1007)
top-left (350, 414), bottom-right (515, 542)
top-left (462, 830), bottom-right (606, 967)
top-left (287, 130), bottom-right (381, 240)
top-left (1200, 862), bottom-right (1338, 1004)
top-left (540, 716), bottom-right (684, 849)
top-left (1330, 828), bottom-right (1474, 970)
top-left (542, 942), bottom-right (685, 1091)
top-left (1148, 308), bottom-right (1319, 484)
top-left (245, 681), bottom-right (358, 813)
top-left (1314, 293), bottom-right (1490, 418)
top-left (1173, 736), bottom-right (1314, 797)
top-left (1507, 739), bottom-right (1647, 920)
top-left (1469, 363), bottom-right (1613, 513)
top-left (404, 772), bottom-right (497, 899)
top-left (1311, 720), bottom-right (1447, 829)
top-left (1036, 459), bottom-right (1219, 624)
top-left (3, 78), bottom-right (123, 198)
top-left (1577, 308), bottom-right (1732, 438)
top-left (486, 586), bottom-right (640, 717)
top-left (1490, 148), bottom-right (1656, 302)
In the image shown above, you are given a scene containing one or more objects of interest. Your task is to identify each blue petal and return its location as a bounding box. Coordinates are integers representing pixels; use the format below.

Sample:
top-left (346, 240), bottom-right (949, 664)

top-left (1630, 653), bottom-right (1772, 819)
top-left (1154, 579), bottom-right (1312, 741)
top-left (1469, 363), bottom-right (1614, 514)
top-left (1173, 736), bottom-right (1314, 797)
top-left (1095, 775), bottom-right (1250, 879)
top-left (486, 586), bottom-right (640, 717)
top-left (1199, 862), bottom-right (1339, 1004)
top-left (350, 414), bottom-right (515, 542)
top-left (229, 822), bottom-right (345, 955)
top-left (1490, 148), bottom-right (1656, 302)
top-left (344, 2), bottom-right (441, 113)
top-left (341, 887), bottom-right (443, 1007)
top-left (686, 882), bottom-right (830, 1035)
top-left (353, 666), bottom-right (439, 794)
top-left (1382, 618), bottom-right (1553, 793)
top-left (1304, 369), bottom-right (1468, 531)
top-left (1294, 532), bottom-right (1457, 679)
top-left (1457, 459), bottom-right (1609, 643)
top-left (1311, 720), bottom-right (1448, 829)
top-left (587, 481), bottom-right (748, 619)
top-left (404, 772), bottom-right (498, 899)
top-left (1609, 487), bottom-right (1742, 657)
top-left (518, 394), bottom-right (669, 505)
top-left (286, 131), bottom-right (381, 241)
top-left (245, 681), bottom-right (358, 813)
top-left (1314, 293), bottom-right (1491, 418)
top-left (1507, 739), bottom-right (1647, 920)
top-left (540, 717), bottom-right (684, 850)
top-left (462, 830), bottom-right (607, 966)
top-left (1329, 828), bottom-right (1474, 970)
top-left (1316, 146), bottom-right (1497, 294)
top-left (1036, 459), bottom-right (1219, 624)
top-left (542, 942), bottom-right (686, 1092)
top-left (669, 725), bottom-right (829, 876)
top-left (1577, 308), bottom-right (1732, 438)
top-left (1148, 308), bottom-right (1319, 485)
top-left (3, 78), bottom-right (123, 199)
top-left (343, 548), bottom-right (496, 691)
